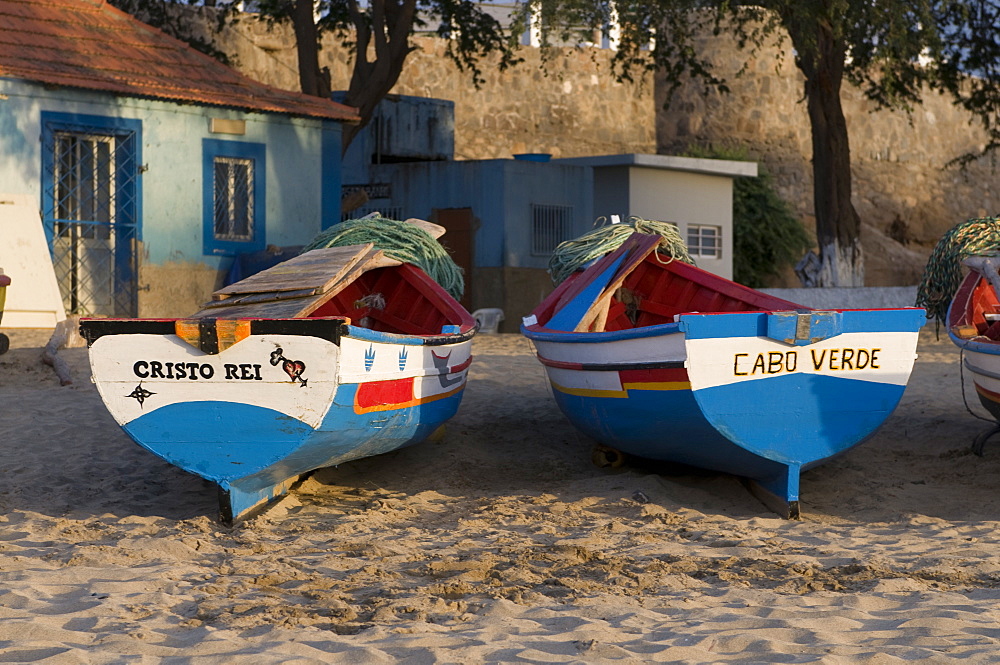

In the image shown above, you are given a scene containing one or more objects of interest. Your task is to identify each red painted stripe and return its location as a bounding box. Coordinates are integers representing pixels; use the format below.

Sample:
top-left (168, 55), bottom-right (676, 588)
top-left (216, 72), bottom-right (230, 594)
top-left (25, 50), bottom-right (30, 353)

top-left (355, 377), bottom-right (415, 410)
top-left (619, 367), bottom-right (689, 383)
top-left (536, 356), bottom-right (585, 370)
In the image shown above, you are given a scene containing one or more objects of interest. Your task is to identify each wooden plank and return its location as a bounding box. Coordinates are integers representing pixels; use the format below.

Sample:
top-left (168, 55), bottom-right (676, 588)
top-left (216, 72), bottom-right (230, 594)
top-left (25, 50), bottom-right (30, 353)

top-left (212, 244), bottom-right (377, 300)
top-left (404, 218), bottom-right (446, 240)
top-left (550, 241), bottom-right (636, 315)
top-left (574, 234), bottom-right (662, 332)
top-left (199, 288), bottom-right (318, 310)
top-left (293, 250), bottom-right (400, 318)
top-left (192, 298), bottom-right (313, 320)
top-left (192, 247), bottom-right (403, 320)
top-left (546, 253), bottom-right (629, 332)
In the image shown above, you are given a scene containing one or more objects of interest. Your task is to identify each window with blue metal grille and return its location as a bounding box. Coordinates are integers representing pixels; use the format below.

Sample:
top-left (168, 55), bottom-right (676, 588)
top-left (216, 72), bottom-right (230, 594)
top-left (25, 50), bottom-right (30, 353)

top-left (213, 156), bottom-right (254, 241)
top-left (531, 204), bottom-right (573, 256)
top-left (203, 139), bottom-right (265, 256)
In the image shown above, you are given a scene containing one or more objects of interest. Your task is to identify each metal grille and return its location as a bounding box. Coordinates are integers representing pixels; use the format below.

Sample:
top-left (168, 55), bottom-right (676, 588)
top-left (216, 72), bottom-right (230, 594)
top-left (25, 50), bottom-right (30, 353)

top-left (49, 129), bottom-right (138, 317)
top-left (213, 156), bottom-right (254, 240)
top-left (687, 224), bottom-right (722, 258)
top-left (531, 204), bottom-right (573, 256)
top-left (342, 206), bottom-right (404, 222)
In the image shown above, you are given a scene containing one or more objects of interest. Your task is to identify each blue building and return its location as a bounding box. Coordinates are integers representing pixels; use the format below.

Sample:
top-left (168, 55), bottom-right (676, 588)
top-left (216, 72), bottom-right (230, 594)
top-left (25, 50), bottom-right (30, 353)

top-left (341, 94), bottom-right (593, 329)
top-left (341, 95), bottom-right (754, 330)
top-left (0, 0), bottom-right (357, 319)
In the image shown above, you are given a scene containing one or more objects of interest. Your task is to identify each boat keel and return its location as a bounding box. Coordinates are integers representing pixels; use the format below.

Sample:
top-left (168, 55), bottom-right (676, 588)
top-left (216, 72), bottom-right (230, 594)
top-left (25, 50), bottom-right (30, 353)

top-left (743, 464), bottom-right (802, 520)
top-left (219, 474), bottom-right (309, 525)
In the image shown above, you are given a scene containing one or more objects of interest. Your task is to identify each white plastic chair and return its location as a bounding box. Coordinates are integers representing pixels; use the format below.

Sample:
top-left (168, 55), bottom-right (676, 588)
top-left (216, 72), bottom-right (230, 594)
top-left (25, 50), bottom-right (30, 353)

top-left (471, 308), bottom-right (505, 334)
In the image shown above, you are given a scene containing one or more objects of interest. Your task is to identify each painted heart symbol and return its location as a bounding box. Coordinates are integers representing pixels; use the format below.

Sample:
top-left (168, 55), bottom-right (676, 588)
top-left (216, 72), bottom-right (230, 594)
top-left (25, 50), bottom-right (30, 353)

top-left (282, 359), bottom-right (305, 380)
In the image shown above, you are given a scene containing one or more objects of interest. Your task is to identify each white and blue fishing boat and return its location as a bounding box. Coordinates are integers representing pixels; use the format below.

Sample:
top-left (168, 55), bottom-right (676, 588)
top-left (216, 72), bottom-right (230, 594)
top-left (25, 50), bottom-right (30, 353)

top-left (946, 254), bottom-right (1000, 453)
top-left (81, 242), bottom-right (475, 523)
top-left (522, 233), bottom-right (925, 517)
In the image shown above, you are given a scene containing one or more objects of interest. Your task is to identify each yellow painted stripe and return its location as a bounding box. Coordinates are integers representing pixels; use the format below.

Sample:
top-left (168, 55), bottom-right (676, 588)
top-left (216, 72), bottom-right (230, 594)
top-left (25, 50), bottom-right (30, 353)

top-left (551, 380), bottom-right (691, 399)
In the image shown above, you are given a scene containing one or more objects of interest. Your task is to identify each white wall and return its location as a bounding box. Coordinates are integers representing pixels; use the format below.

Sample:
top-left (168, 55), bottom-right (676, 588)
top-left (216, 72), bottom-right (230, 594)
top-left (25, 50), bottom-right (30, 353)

top-left (628, 168), bottom-right (734, 279)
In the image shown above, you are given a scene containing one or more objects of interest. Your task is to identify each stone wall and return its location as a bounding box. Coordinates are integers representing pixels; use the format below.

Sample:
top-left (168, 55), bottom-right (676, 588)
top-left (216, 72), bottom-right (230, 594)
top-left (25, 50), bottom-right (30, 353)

top-left (193, 12), bottom-right (656, 160)
top-left (182, 10), bottom-right (1000, 287)
top-left (656, 27), bottom-right (999, 286)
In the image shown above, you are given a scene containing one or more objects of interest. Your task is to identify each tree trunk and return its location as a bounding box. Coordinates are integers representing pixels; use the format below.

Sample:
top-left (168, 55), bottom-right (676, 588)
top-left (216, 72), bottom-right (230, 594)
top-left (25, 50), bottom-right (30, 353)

top-left (341, 0), bottom-right (417, 152)
top-left (790, 21), bottom-right (864, 287)
top-left (291, 0), bottom-right (331, 99)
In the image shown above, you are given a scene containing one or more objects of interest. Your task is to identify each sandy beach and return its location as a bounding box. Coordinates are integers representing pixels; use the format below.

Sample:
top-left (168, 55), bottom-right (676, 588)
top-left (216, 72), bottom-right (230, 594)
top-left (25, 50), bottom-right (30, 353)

top-left (2, 326), bottom-right (1000, 663)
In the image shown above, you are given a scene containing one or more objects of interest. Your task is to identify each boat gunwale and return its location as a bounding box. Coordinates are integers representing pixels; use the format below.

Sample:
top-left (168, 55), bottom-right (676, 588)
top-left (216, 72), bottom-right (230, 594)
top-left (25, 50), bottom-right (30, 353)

top-left (948, 329), bottom-right (1000, 355)
top-left (343, 322), bottom-right (476, 346)
top-left (520, 320), bottom-right (682, 343)
top-left (80, 316), bottom-right (477, 348)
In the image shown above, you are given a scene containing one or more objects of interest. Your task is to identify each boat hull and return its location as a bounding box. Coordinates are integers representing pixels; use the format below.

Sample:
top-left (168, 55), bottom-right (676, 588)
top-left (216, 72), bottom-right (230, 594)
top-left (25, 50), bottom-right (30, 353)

top-left (527, 308), bottom-right (925, 516)
top-left (948, 335), bottom-right (1000, 421)
top-left (85, 320), bottom-right (472, 522)
top-left (946, 265), bottom-right (1000, 425)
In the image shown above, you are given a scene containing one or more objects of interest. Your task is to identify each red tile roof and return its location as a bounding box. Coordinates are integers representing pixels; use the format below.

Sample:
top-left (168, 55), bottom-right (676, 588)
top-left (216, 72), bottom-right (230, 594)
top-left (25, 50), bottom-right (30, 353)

top-left (0, 0), bottom-right (359, 122)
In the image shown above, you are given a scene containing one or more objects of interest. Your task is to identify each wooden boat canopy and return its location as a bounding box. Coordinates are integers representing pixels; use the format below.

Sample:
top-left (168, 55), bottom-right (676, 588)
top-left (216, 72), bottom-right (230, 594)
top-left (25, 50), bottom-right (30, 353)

top-left (81, 244), bottom-right (475, 352)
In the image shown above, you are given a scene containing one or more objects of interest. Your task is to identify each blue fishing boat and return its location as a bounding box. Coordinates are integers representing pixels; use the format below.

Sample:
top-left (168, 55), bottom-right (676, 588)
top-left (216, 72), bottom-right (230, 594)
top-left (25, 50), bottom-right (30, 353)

top-left (81, 242), bottom-right (475, 523)
top-left (522, 233), bottom-right (925, 517)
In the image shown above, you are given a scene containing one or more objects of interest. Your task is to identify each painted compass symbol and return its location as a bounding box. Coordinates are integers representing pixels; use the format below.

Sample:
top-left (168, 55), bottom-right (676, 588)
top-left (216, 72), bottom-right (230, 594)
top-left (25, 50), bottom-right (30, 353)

top-left (127, 382), bottom-right (156, 408)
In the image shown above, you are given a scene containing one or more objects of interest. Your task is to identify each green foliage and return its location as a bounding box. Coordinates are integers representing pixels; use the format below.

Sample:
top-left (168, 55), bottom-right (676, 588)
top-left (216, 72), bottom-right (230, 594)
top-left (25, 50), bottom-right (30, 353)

top-left (685, 145), bottom-right (811, 288)
top-left (110, 0), bottom-right (523, 150)
top-left (934, 2), bottom-right (1000, 166)
top-left (108, 0), bottom-right (234, 64)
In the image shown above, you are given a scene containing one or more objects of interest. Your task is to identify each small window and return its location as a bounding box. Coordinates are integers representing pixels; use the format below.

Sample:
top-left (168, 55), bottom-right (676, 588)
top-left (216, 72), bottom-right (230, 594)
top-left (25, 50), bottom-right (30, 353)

top-left (203, 139), bottom-right (265, 256)
top-left (531, 204), bottom-right (573, 256)
top-left (213, 156), bottom-right (254, 241)
top-left (687, 224), bottom-right (722, 259)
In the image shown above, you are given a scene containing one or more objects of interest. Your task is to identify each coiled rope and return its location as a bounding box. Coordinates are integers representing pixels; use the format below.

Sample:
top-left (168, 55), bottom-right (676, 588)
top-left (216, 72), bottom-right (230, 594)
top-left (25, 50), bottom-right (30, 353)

top-left (916, 216), bottom-right (1000, 324)
top-left (548, 216), bottom-right (695, 285)
top-left (303, 214), bottom-right (465, 300)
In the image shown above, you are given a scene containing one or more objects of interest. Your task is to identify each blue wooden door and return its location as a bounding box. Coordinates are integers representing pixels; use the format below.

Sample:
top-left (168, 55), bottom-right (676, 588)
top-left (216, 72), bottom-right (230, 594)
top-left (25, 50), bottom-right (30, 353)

top-left (42, 113), bottom-right (141, 317)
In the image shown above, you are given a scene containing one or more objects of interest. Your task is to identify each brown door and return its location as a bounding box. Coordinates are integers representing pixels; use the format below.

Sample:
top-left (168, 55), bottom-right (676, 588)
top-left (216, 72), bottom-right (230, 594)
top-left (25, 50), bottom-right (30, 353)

top-left (430, 208), bottom-right (476, 310)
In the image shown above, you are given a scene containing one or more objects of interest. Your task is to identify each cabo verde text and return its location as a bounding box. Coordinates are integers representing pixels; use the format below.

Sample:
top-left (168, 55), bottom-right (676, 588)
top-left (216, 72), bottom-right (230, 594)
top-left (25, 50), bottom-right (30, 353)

top-left (133, 360), bottom-right (263, 381)
top-left (733, 348), bottom-right (880, 376)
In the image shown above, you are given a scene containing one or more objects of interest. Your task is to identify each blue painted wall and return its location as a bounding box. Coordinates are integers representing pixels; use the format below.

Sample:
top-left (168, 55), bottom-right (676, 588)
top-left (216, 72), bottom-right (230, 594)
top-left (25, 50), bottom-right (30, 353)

top-left (368, 159), bottom-right (593, 270)
top-left (0, 78), bottom-right (343, 316)
top-left (339, 93), bottom-right (454, 185)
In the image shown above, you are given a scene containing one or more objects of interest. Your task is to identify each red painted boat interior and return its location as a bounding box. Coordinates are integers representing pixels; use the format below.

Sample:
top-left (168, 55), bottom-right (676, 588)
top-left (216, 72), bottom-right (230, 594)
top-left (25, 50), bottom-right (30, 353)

top-left (949, 271), bottom-right (1000, 340)
top-left (309, 263), bottom-right (474, 335)
top-left (534, 250), bottom-right (805, 332)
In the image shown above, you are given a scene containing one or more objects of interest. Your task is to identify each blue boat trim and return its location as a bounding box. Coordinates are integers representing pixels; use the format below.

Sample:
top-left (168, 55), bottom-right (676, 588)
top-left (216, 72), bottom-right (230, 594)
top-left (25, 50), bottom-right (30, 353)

top-left (678, 308), bottom-right (927, 341)
top-left (344, 323), bottom-right (476, 346)
top-left (949, 331), bottom-right (1000, 356)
